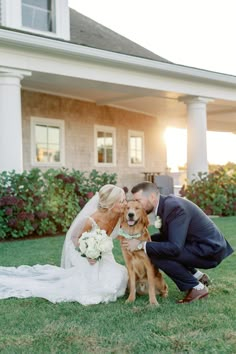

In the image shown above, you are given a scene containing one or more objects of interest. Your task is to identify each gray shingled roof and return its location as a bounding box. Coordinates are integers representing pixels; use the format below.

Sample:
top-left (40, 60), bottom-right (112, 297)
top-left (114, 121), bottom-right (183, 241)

top-left (70, 8), bottom-right (170, 63)
top-left (0, 6), bottom-right (170, 63)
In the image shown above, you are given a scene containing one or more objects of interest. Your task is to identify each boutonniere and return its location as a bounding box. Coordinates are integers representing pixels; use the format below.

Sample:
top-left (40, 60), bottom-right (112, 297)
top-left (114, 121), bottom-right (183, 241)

top-left (154, 216), bottom-right (162, 229)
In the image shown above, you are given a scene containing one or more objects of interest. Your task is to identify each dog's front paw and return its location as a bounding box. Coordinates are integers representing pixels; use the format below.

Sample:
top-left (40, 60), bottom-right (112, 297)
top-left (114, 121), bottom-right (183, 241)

top-left (160, 286), bottom-right (169, 298)
top-left (125, 296), bottom-right (136, 303)
top-left (149, 298), bottom-right (159, 306)
top-left (160, 291), bottom-right (168, 298)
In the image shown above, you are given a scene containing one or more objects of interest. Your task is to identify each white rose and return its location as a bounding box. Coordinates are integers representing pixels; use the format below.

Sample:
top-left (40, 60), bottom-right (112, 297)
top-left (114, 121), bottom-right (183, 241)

top-left (97, 236), bottom-right (113, 253)
top-left (86, 237), bottom-right (97, 249)
top-left (91, 230), bottom-right (99, 238)
top-left (99, 229), bottom-right (108, 237)
top-left (86, 247), bottom-right (101, 260)
top-left (154, 216), bottom-right (162, 229)
top-left (81, 231), bottom-right (89, 238)
top-left (79, 238), bottom-right (88, 255)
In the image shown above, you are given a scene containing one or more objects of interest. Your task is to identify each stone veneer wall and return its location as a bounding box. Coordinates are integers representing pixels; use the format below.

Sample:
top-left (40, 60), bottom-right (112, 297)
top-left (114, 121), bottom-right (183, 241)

top-left (22, 90), bottom-right (167, 193)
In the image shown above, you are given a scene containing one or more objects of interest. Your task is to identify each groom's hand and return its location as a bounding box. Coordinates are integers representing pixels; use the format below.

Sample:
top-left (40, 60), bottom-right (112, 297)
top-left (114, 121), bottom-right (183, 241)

top-left (121, 239), bottom-right (140, 252)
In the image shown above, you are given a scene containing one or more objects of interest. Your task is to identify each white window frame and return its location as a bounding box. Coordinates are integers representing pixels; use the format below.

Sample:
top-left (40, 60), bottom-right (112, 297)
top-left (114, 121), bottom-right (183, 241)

top-left (1, 0), bottom-right (70, 40)
top-left (128, 130), bottom-right (145, 167)
top-left (94, 125), bottom-right (116, 167)
top-left (31, 117), bottom-right (65, 167)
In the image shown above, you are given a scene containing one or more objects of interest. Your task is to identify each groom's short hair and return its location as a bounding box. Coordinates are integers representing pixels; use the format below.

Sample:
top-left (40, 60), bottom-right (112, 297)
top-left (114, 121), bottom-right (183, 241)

top-left (131, 182), bottom-right (159, 196)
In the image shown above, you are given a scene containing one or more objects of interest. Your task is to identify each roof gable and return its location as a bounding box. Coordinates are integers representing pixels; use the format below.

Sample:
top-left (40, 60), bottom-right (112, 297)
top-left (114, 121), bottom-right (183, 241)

top-left (69, 8), bottom-right (170, 63)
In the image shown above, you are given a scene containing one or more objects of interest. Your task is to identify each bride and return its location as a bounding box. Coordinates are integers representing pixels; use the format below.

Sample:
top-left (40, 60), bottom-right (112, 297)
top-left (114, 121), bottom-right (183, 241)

top-left (0, 185), bottom-right (128, 305)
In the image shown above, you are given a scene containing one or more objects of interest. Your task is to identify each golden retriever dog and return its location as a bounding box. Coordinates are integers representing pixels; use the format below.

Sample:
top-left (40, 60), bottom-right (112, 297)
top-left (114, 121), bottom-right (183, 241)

top-left (119, 200), bottom-right (168, 305)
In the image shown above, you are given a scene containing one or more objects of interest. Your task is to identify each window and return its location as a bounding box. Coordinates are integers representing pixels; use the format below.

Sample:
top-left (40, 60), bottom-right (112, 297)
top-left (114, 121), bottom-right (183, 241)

top-left (95, 125), bottom-right (116, 166)
top-left (22, 0), bottom-right (55, 33)
top-left (129, 130), bottom-right (144, 166)
top-left (31, 117), bottom-right (65, 166)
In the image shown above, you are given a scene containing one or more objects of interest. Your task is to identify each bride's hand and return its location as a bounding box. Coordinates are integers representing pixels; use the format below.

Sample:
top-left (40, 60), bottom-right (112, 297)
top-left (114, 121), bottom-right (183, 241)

top-left (87, 258), bottom-right (97, 265)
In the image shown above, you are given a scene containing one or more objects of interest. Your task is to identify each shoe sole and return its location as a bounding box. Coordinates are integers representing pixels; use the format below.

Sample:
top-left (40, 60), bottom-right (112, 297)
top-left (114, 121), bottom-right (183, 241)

top-left (177, 293), bottom-right (208, 304)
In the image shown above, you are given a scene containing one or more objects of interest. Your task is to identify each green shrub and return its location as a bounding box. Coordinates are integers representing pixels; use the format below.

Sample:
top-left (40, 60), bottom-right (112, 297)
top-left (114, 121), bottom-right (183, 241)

top-left (180, 167), bottom-right (236, 216)
top-left (0, 169), bottom-right (54, 238)
top-left (0, 168), bottom-right (117, 239)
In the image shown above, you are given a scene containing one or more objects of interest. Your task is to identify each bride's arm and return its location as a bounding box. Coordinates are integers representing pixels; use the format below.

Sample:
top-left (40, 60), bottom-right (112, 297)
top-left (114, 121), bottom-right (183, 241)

top-left (77, 219), bottom-right (97, 265)
top-left (76, 219), bottom-right (93, 243)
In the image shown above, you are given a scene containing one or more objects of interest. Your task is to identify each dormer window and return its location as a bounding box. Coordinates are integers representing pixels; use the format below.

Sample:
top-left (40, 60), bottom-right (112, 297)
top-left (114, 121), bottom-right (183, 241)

top-left (1, 0), bottom-right (70, 40)
top-left (22, 0), bottom-right (56, 33)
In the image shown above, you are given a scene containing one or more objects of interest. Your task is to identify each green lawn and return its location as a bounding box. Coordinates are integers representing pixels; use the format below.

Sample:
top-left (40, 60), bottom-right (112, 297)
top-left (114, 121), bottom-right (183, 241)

top-left (0, 217), bottom-right (236, 354)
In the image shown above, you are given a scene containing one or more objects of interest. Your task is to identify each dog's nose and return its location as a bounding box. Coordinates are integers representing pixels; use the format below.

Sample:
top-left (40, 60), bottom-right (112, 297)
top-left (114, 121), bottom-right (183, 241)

top-left (128, 212), bottom-right (134, 218)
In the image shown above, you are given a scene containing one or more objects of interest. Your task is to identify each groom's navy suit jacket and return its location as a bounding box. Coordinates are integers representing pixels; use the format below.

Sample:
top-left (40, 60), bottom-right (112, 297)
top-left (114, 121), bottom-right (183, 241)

top-left (146, 194), bottom-right (234, 264)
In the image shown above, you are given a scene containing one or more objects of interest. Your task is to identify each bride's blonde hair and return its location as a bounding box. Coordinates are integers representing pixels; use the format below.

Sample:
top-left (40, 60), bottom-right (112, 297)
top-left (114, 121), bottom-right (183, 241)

top-left (98, 184), bottom-right (124, 210)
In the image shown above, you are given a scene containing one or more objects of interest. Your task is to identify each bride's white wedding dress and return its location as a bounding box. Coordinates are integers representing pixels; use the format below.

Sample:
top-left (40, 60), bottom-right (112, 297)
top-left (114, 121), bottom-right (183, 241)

top-left (0, 199), bottom-right (128, 305)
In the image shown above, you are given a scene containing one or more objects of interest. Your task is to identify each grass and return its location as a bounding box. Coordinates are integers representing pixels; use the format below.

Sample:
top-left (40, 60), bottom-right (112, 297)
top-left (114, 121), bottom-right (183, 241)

top-left (0, 217), bottom-right (236, 354)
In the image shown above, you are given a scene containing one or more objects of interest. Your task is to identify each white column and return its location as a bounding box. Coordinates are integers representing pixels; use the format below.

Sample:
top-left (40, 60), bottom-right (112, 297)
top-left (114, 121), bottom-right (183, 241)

top-left (0, 71), bottom-right (27, 172)
top-left (180, 96), bottom-right (213, 182)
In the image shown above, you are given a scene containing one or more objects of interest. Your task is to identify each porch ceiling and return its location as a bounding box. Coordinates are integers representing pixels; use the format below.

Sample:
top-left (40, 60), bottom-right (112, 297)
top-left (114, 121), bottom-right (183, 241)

top-left (22, 71), bottom-right (236, 133)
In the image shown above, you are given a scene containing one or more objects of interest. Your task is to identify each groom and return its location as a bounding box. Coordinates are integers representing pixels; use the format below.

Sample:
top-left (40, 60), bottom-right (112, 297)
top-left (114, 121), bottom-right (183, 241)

top-left (123, 182), bottom-right (234, 303)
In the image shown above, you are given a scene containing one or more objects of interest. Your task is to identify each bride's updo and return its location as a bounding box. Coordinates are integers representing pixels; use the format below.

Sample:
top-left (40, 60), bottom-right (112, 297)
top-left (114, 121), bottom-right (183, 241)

top-left (98, 184), bottom-right (125, 210)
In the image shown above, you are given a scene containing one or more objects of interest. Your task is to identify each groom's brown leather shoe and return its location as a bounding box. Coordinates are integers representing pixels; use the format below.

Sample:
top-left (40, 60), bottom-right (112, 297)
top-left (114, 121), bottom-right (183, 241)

top-left (177, 286), bottom-right (208, 304)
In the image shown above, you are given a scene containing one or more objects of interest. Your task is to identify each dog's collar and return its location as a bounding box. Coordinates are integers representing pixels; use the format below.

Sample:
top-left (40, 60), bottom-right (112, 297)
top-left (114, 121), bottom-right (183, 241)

top-left (119, 228), bottom-right (142, 239)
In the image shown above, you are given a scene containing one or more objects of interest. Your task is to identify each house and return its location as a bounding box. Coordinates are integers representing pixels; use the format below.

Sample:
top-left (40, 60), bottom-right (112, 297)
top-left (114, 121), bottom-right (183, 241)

top-left (0, 0), bottom-right (236, 191)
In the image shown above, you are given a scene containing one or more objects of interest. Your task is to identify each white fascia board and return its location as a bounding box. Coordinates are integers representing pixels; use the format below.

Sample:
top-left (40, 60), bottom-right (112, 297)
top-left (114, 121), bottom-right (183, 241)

top-left (0, 66), bottom-right (31, 76)
top-left (1, 28), bottom-right (236, 87)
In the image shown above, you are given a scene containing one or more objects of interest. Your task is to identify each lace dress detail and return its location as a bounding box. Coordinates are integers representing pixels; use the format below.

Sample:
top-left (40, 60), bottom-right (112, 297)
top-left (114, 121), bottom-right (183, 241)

top-left (0, 218), bottom-right (128, 305)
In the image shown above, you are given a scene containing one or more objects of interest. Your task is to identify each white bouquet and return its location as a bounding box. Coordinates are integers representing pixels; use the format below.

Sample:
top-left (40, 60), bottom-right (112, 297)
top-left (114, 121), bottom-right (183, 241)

top-left (77, 227), bottom-right (113, 260)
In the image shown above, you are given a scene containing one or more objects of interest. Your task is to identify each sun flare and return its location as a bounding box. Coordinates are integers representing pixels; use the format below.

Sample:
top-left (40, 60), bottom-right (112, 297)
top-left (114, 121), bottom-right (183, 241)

top-left (164, 127), bottom-right (236, 172)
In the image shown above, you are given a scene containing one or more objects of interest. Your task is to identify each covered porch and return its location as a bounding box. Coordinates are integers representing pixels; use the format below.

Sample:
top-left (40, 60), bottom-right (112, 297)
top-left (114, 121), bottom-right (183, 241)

top-left (0, 28), bottom-right (236, 182)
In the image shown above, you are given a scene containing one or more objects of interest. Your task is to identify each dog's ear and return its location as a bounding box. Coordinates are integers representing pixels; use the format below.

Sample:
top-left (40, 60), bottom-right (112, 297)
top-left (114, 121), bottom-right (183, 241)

top-left (140, 208), bottom-right (149, 227)
top-left (120, 204), bottom-right (127, 225)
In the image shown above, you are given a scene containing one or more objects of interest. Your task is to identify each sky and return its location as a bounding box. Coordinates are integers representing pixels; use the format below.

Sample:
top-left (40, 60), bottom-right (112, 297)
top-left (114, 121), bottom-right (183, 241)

top-left (68, 0), bottom-right (236, 168)
top-left (68, 0), bottom-right (236, 76)
top-left (164, 128), bottom-right (236, 171)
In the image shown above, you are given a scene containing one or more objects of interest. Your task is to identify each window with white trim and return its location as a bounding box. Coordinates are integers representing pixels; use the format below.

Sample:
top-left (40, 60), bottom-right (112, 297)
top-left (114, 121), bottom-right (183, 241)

top-left (31, 117), bottom-right (65, 166)
top-left (94, 125), bottom-right (116, 166)
top-left (128, 130), bottom-right (144, 166)
top-left (1, 0), bottom-right (69, 40)
top-left (22, 0), bottom-right (56, 33)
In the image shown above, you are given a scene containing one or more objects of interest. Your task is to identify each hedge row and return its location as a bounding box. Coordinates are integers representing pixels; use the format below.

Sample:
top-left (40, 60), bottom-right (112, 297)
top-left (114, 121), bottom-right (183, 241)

top-left (0, 168), bottom-right (117, 239)
top-left (180, 167), bottom-right (236, 216)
